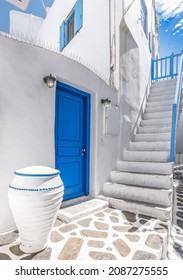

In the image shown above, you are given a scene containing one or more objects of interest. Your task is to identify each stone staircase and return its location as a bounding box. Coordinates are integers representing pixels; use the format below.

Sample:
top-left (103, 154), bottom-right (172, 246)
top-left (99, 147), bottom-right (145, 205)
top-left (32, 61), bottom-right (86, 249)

top-left (103, 79), bottom-right (177, 221)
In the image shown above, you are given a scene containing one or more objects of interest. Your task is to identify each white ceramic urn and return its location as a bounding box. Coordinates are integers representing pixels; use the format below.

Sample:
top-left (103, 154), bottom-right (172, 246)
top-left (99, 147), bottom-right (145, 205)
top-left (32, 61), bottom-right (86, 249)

top-left (8, 166), bottom-right (64, 254)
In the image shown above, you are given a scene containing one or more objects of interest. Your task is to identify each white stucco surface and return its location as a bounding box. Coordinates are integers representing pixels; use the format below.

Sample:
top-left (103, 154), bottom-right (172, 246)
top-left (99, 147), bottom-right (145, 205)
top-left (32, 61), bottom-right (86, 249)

top-left (33, 0), bottom-right (157, 153)
top-left (118, 0), bottom-right (153, 155)
top-left (9, 0), bottom-right (158, 92)
top-left (37, 0), bottom-right (111, 84)
top-left (10, 10), bottom-right (44, 38)
top-left (0, 0), bottom-right (160, 233)
top-left (0, 34), bottom-right (119, 234)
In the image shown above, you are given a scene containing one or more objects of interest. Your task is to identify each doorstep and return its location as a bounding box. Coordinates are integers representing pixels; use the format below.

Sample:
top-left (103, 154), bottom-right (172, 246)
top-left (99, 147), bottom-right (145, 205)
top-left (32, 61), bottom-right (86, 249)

top-left (57, 198), bottom-right (109, 223)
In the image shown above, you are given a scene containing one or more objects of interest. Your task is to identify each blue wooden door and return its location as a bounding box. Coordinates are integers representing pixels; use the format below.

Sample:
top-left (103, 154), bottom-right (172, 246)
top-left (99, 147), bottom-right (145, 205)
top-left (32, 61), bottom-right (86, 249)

top-left (55, 82), bottom-right (90, 200)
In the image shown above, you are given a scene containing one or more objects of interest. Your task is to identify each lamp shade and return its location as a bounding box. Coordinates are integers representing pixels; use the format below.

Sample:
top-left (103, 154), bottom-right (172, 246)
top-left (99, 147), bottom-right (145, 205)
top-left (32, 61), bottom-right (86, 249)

top-left (43, 74), bottom-right (56, 88)
top-left (101, 98), bottom-right (111, 108)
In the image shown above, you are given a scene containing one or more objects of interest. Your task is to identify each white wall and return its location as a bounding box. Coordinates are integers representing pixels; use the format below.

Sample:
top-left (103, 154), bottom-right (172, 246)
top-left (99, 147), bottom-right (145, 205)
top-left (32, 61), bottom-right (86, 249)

top-left (7, 0), bottom-right (158, 171)
top-left (0, 34), bottom-right (119, 234)
top-left (6, 1), bottom-right (160, 172)
top-left (118, 0), bottom-right (153, 156)
top-left (37, 0), bottom-right (111, 84)
top-left (10, 10), bottom-right (44, 38)
top-left (9, 0), bottom-right (158, 92)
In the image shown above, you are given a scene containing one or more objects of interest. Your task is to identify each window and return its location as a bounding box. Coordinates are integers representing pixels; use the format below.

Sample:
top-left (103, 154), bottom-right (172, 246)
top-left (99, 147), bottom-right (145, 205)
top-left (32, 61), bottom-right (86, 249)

top-left (140, 0), bottom-right (147, 35)
top-left (60, 0), bottom-right (83, 51)
top-left (68, 12), bottom-right (75, 43)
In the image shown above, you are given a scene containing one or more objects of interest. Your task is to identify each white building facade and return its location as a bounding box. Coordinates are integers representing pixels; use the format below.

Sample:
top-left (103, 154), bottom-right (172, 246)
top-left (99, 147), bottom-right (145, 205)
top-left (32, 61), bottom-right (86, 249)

top-left (10, 0), bottom-right (159, 90)
top-left (0, 0), bottom-right (160, 233)
top-left (10, 0), bottom-right (159, 154)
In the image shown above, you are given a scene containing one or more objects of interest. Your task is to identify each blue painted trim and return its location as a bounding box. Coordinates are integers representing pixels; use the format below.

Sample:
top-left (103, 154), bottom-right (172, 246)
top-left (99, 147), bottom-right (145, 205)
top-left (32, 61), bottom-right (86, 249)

top-left (59, 0), bottom-right (83, 51)
top-left (9, 184), bottom-right (64, 192)
top-left (74, 0), bottom-right (83, 34)
top-left (85, 89), bottom-right (90, 196)
top-left (151, 58), bottom-right (154, 80)
top-left (55, 81), bottom-right (90, 200)
top-left (60, 21), bottom-right (66, 51)
top-left (56, 82), bottom-right (91, 99)
top-left (14, 171), bottom-right (60, 177)
top-left (152, 52), bottom-right (182, 81)
top-left (170, 52), bottom-right (174, 79)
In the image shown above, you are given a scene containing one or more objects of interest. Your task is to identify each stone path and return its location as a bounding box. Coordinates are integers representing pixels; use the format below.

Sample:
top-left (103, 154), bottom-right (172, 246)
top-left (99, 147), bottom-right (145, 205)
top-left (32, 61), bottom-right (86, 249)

top-left (168, 164), bottom-right (183, 259)
top-left (0, 208), bottom-right (169, 260)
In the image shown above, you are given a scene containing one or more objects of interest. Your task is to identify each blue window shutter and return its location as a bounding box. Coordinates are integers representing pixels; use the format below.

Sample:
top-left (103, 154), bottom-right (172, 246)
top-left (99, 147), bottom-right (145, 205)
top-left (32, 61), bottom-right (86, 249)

top-left (74, 0), bottom-right (83, 34)
top-left (60, 21), bottom-right (65, 51)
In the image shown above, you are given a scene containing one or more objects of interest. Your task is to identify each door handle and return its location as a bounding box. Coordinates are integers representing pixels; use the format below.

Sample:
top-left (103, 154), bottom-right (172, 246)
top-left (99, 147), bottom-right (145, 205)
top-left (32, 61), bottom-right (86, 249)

top-left (82, 148), bottom-right (86, 156)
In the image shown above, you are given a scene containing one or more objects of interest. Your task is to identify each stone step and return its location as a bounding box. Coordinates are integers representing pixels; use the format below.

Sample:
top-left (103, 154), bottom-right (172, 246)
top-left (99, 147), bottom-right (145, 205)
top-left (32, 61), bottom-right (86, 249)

top-left (123, 150), bottom-right (170, 162)
top-left (111, 171), bottom-right (172, 189)
top-left (140, 118), bottom-right (172, 127)
top-left (150, 87), bottom-right (175, 95)
top-left (135, 133), bottom-right (170, 142)
top-left (57, 199), bottom-right (108, 223)
top-left (129, 141), bottom-right (170, 151)
top-left (147, 99), bottom-right (173, 108)
top-left (138, 125), bottom-right (171, 134)
top-left (151, 79), bottom-right (176, 88)
top-left (107, 197), bottom-right (171, 221)
top-left (117, 161), bottom-right (173, 175)
top-left (103, 182), bottom-right (172, 207)
top-left (148, 94), bottom-right (174, 102)
top-left (143, 111), bottom-right (172, 120)
top-left (145, 105), bottom-right (172, 113)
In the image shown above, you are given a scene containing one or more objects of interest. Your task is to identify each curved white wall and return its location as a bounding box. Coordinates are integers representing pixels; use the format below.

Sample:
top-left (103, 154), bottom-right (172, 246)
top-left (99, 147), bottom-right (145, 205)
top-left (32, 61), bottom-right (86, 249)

top-left (36, 0), bottom-right (110, 84)
top-left (0, 34), bottom-right (119, 233)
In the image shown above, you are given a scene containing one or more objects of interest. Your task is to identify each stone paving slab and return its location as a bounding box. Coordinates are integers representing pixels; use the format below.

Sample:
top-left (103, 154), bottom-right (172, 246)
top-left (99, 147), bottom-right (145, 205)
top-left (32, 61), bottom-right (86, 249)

top-left (168, 164), bottom-right (183, 259)
top-left (0, 208), bottom-right (169, 260)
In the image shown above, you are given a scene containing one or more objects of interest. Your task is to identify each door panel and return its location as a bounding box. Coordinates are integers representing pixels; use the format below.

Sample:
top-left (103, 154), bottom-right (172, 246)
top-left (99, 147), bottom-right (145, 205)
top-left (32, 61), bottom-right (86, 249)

top-left (55, 82), bottom-right (90, 200)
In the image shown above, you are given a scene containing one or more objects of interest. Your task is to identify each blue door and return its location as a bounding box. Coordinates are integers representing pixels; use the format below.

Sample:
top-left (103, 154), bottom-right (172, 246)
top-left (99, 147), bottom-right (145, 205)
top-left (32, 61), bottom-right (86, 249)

top-left (55, 82), bottom-right (90, 200)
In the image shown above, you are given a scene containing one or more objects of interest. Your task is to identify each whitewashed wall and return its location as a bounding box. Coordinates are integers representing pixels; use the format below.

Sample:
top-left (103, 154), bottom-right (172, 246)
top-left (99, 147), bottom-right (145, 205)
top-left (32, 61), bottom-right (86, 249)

top-left (0, 34), bottom-right (119, 234)
top-left (9, 0), bottom-right (157, 91)
top-left (35, 0), bottom-right (158, 156)
top-left (118, 0), bottom-right (154, 156)
top-left (36, 0), bottom-right (111, 85)
top-left (10, 10), bottom-right (44, 38)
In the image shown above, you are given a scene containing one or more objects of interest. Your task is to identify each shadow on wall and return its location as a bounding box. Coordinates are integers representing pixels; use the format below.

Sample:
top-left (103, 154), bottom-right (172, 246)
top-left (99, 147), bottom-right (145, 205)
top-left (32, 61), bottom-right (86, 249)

top-left (176, 110), bottom-right (183, 156)
top-left (119, 22), bottom-right (140, 158)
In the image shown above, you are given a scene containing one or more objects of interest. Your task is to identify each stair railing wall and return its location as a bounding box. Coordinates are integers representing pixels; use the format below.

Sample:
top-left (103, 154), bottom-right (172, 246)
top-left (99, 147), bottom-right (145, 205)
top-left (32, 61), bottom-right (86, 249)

top-left (132, 78), bottom-right (151, 139)
top-left (170, 54), bottom-right (183, 162)
top-left (152, 52), bottom-right (182, 81)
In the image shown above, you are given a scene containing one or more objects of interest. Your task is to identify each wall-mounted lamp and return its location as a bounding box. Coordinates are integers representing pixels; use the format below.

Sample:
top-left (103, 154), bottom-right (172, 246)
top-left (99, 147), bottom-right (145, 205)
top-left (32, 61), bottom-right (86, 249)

top-left (43, 74), bottom-right (56, 88)
top-left (101, 98), bottom-right (111, 108)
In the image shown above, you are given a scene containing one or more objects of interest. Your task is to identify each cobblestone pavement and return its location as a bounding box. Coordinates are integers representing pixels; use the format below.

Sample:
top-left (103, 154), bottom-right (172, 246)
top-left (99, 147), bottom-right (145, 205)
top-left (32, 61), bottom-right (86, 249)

top-left (168, 164), bottom-right (183, 259)
top-left (0, 208), bottom-right (168, 260)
